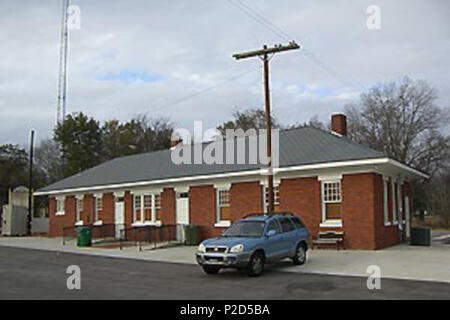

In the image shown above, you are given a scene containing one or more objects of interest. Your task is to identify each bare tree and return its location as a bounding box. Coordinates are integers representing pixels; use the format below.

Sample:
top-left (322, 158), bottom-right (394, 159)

top-left (345, 76), bottom-right (450, 176)
top-left (216, 108), bottom-right (280, 136)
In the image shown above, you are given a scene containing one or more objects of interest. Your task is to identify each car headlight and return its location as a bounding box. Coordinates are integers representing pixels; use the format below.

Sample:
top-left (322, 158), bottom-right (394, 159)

top-left (198, 243), bottom-right (206, 253)
top-left (230, 244), bottom-right (244, 253)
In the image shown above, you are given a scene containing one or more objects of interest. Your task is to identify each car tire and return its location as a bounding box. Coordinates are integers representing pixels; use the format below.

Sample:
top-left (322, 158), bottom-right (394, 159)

top-left (202, 265), bottom-right (221, 275)
top-left (247, 252), bottom-right (264, 277)
top-left (293, 243), bottom-right (307, 265)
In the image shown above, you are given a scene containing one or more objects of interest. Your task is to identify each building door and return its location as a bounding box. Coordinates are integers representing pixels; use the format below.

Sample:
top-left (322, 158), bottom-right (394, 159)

top-left (176, 192), bottom-right (189, 241)
top-left (114, 196), bottom-right (125, 239)
top-left (405, 196), bottom-right (410, 238)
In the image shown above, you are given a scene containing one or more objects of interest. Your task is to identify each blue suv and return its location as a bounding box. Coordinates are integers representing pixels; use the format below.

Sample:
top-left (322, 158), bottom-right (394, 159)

top-left (196, 213), bottom-right (309, 276)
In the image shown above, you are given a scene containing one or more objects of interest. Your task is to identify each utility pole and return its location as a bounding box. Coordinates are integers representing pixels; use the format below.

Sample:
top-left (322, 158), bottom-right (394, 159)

top-left (233, 41), bottom-right (300, 212)
top-left (27, 129), bottom-right (35, 235)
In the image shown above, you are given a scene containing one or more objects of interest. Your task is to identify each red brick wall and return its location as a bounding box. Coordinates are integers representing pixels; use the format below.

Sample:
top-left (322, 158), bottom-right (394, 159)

top-left (161, 188), bottom-right (176, 224)
top-left (189, 185), bottom-right (219, 239)
top-left (48, 196), bottom-right (76, 237)
top-left (100, 193), bottom-right (115, 225)
top-left (124, 191), bottom-right (133, 226)
top-left (279, 177), bottom-right (321, 241)
top-left (230, 181), bottom-right (263, 221)
top-left (341, 173), bottom-right (378, 249)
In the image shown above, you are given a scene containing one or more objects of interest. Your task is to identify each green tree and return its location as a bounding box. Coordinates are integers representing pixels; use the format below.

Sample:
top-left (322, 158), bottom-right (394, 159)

top-left (0, 144), bottom-right (28, 207)
top-left (54, 112), bottom-right (103, 176)
top-left (102, 115), bottom-right (174, 160)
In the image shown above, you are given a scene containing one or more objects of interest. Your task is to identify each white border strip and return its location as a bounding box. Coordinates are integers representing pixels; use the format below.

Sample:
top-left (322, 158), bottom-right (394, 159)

top-left (34, 157), bottom-right (428, 196)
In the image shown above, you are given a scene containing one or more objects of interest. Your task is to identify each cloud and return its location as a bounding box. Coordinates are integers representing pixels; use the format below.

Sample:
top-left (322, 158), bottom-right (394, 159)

top-left (0, 0), bottom-right (449, 145)
top-left (96, 71), bottom-right (163, 84)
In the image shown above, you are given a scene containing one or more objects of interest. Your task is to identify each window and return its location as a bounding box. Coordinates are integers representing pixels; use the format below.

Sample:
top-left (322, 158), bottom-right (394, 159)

top-left (264, 185), bottom-right (280, 212)
top-left (56, 197), bottom-right (65, 215)
top-left (279, 217), bottom-right (296, 233)
top-left (217, 189), bottom-right (231, 222)
top-left (95, 196), bottom-right (102, 222)
top-left (322, 181), bottom-right (342, 223)
top-left (266, 220), bottom-right (282, 235)
top-left (134, 195), bottom-right (142, 223)
top-left (144, 195), bottom-right (152, 221)
top-left (290, 216), bottom-right (305, 229)
top-left (391, 180), bottom-right (398, 224)
top-left (154, 194), bottom-right (162, 221)
top-left (383, 179), bottom-right (390, 226)
top-left (76, 197), bottom-right (83, 221)
top-left (397, 183), bottom-right (403, 223)
top-left (133, 193), bottom-right (162, 224)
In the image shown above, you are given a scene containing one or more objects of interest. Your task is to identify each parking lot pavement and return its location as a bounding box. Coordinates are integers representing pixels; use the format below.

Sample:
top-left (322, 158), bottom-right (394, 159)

top-left (1, 246), bottom-right (450, 300)
top-left (1, 234), bottom-right (449, 284)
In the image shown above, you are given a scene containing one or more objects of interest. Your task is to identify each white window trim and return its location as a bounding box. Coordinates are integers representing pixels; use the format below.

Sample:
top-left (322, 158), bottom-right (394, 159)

top-left (134, 193), bottom-right (162, 224)
top-left (214, 221), bottom-right (231, 228)
top-left (391, 180), bottom-right (398, 225)
top-left (76, 196), bottom-right (83, 223)
top-left (319, 221), bottom-right (342, 228)
top-left (216, 188), bottom-right (231, 225)
top-left (75, 220), bottom-right (84, 226)
top-left (383, 177), bottom-right (391, 226)
top-left (94, 194), bottom-right (103, 222)
top-left (55, 197), bottom-right (65, 216)
top-left (321, 180), bottom-right (342, 225)
top-left (262, 184), bottom-right (280, 213)
top-left (93, 220), bottom-right (103, 226)
top-left (397, 182), bottom-right (404, 228)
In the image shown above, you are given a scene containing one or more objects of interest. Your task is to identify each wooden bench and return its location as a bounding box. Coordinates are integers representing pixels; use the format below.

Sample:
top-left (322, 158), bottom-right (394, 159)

top-left (312, 231), bottom-right (345, 250)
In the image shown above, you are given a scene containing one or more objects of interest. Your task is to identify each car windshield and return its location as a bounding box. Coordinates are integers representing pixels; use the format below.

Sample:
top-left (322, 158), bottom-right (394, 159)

top-left (222, 221), bottom-right (266, 238)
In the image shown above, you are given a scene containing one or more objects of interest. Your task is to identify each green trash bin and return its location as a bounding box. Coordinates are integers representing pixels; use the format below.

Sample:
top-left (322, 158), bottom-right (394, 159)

top-left (184, 225), bottom-right (199, 245)
top-left (76, 226), bottom-right (92, 247)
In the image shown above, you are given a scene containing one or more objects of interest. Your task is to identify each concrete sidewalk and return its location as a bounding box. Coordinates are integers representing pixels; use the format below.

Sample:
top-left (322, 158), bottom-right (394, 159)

top-left (1, 236), bottom-right (449, 283)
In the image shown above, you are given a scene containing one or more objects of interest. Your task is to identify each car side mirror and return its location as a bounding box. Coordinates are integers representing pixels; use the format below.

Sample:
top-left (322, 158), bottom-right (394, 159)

top-left (267, 229), bottom-right (277, 237)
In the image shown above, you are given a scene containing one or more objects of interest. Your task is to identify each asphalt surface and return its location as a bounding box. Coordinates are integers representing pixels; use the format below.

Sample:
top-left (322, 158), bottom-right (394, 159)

top-left (0, 246), bottom-right (449, 299)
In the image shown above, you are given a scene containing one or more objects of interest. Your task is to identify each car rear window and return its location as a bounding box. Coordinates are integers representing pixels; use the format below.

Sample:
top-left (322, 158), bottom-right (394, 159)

top-left (290, 216), bottom-right (305, 229)
top-left (279, 217), bottom-right (296, 233)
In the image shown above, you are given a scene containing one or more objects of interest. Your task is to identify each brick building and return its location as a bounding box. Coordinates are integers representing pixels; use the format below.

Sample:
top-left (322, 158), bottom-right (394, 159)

top-left (35, 114), bottom-right (427, 249)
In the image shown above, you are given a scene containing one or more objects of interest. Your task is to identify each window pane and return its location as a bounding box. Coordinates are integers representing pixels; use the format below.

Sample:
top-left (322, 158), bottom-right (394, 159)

top-left (267, 220), bottom-right (281, 234)
top-left (143, 195), bottom-right (152, 209)
top-left (280, 218), bottom-right (295, 232)
top-left (326, 203), bottom-right (341, 220)
top-left (155, 194), bottom-right (161, 209)
top-left (220, 206), bottom-right (231, 221)
top-left (156, 209), bottom-right (162, 221)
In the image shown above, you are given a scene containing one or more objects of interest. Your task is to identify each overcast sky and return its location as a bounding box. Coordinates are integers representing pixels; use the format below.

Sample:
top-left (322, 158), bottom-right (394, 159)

top-left (1, 0), bottom-right (449, 147)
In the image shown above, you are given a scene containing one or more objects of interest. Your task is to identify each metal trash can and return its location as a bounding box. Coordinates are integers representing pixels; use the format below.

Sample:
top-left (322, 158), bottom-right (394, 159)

top-left (410, 227), bottom-right (431, 246)
top-left (76, 226), bottom-right (92, 247)
top-left (184, 225), bottom-right (199, 245)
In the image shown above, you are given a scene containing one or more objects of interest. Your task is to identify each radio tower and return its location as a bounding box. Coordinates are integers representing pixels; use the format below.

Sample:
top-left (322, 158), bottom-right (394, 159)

top-left (56, 0), bottom-right (70, 124)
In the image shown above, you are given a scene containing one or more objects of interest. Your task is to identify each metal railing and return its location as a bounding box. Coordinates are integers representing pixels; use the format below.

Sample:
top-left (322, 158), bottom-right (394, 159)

top-left (62, 223), bottom-right (116, 245)
top-left (119, 224), bottom-right (180, 251)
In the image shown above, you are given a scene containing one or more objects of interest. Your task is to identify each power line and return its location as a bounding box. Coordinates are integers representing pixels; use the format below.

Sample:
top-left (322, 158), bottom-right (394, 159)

top-left (226, 0), bottom-right (367, 91)
top-left (151, 67), bottom-right (260, 113)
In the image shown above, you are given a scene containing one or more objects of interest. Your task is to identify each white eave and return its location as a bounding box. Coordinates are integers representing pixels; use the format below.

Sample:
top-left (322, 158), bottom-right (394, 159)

top-left (34, 157), bottom-right (428, 196)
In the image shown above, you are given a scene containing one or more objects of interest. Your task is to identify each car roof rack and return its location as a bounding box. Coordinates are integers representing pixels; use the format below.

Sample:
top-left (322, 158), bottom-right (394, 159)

top-left (267, 211), bottom-right (294, 217)
top-left (243, 212), bottom-right (267, 219)
top-left (243, 212), bottom-right (294, 219)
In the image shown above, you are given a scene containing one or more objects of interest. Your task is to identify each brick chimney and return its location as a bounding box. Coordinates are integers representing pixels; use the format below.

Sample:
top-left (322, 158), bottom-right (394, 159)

top-left (331, 113), bottom-right (347, 136)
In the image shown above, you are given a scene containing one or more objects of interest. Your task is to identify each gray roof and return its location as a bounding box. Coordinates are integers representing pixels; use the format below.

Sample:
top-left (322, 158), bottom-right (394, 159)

top-left (37, 126), bottom-right (386, 193)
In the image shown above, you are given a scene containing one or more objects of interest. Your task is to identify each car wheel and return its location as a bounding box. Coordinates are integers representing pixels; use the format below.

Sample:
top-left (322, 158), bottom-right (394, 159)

top-left (247, 252), bottom-right (264, 277)
top-left (202, 266), bottom-right (221, 275)
top-left (293, 243), bottom-right (307, 265)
